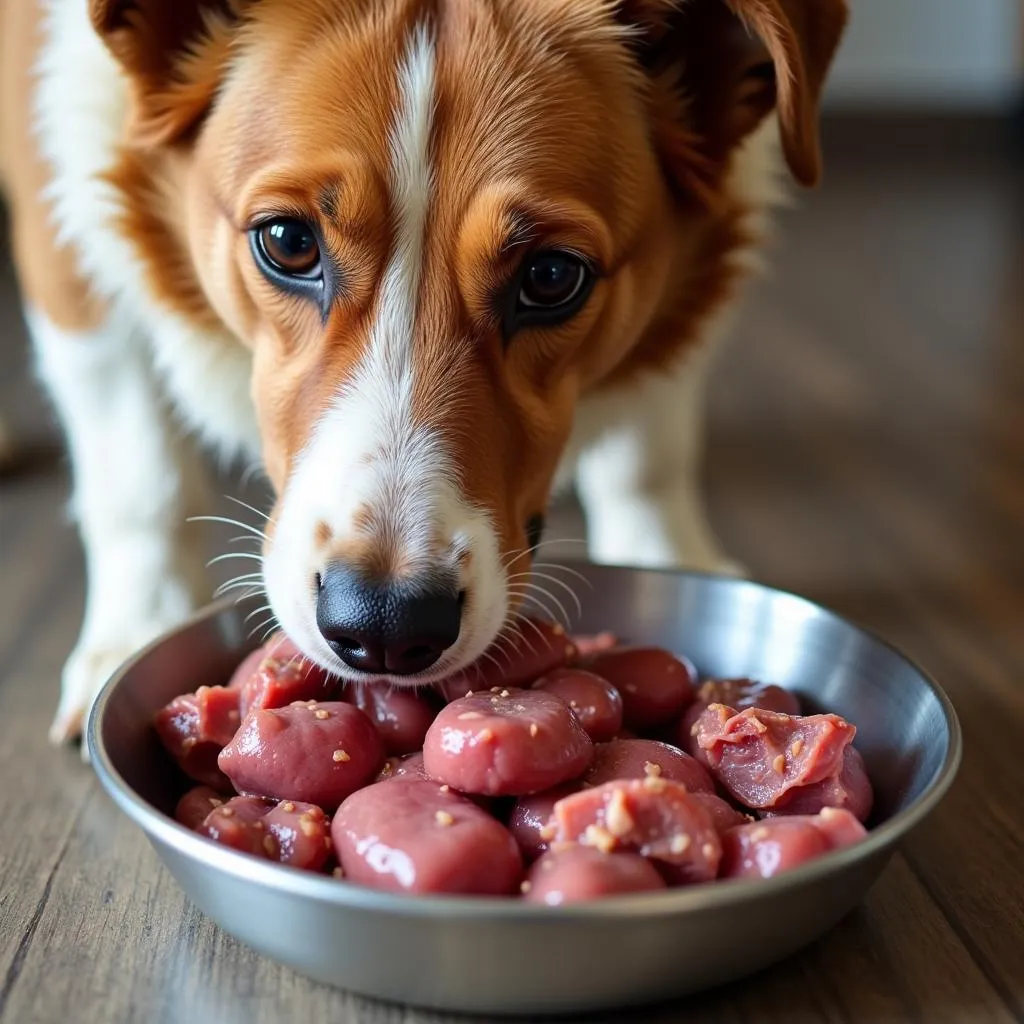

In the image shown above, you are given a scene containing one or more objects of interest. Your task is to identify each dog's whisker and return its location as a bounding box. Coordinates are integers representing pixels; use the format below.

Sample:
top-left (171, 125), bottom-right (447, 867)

top-left (248, 615), bottom-right (277, 641)
top-left (243, 603), bottom-right (273, 624)
top-left (521, 570), bottom-right (582, 618)
top-left (213, 571), bottom-right (265, 597)
top-left (506, 579), bottom-right (563, 611)
top-left (506, 585), bottom-right (565, 630)
top-left (225, 494), bottom-right (275, 524)
top-left (227, 534), bottom-right (264, 547)
top-left (188, 514), bottom-right (268, 541)
top-left (207, 551), bottom-right (264, 567)
top-left (214, 584), bottom-right (265, 603)
top-left (502, 612), bottom-right (547, 656)
top-left (531, 560), bottom-right (594, 589)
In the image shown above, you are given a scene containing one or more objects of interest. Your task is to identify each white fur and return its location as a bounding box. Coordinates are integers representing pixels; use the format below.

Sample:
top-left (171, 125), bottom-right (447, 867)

top-left (30, 0), bottom-right (255, 744)
top-left (33, 0), bottom-right (259, 461)
top-left (263, 26), bottom-right (507, 684)
top-left (29, 308), bottom-right (210, 749)
top-left (566, 117), bottom-right (786, 573)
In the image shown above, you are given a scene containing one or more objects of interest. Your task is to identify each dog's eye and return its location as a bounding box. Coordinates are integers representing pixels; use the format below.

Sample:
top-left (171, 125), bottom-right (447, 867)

top-left (518, 252), bottom-right (589, 311)
top-left (254, 218), bottom-right (321, 278)
top-left (504, 250), bottom-right (594, 338)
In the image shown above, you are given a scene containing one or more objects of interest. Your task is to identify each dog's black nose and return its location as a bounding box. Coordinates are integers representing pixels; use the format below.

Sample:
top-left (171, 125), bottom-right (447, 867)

top-left (316, 564), bottom-right (462, 675)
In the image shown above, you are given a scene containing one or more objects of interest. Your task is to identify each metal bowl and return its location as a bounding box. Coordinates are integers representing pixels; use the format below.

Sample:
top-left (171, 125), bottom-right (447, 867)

top-left (87, 565), bottom-right (961, 1017)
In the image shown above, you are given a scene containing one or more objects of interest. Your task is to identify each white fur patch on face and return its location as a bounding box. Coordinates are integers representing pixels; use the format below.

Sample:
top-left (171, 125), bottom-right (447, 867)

top-left (264, 25), bottom-right (507, 684)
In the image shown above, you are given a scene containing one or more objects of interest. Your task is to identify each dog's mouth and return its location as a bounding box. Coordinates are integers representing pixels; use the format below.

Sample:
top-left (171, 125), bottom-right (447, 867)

top-left (261, 511), bottom-right (550, 690)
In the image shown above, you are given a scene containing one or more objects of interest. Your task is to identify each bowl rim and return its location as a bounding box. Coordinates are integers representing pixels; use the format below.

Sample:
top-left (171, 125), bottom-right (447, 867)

top-left (87, 564), bottom-right (962, 920)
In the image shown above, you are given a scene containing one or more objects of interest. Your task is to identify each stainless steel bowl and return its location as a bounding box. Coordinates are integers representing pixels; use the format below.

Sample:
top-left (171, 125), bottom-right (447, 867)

top-left (87, 565), bottom-right (961, 1017)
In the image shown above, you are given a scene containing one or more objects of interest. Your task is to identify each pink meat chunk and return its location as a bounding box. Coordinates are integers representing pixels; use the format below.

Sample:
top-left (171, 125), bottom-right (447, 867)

top-left (197, 795), bottom-right (274, 857)
top-left (691, 792), bottom-right (753, 835)
top-left (263, 800), bottom-right (332, 871)
top-left (154, 693), bottom-right (232, 790)
top-left (719, 807), bottom-right (867, 879)
top-left (226, 645), bottom-right (270, 691)
top-left (347, 684), bottom-right (438, 756)
top-left (553, 779), bottom-right (721, 884)
top-left (698, 677), bottom-right (801, 716)
top-left (679, 678), bottom-right (801, 757)
top-left (584, 647), bottom-right (696, 730)
top-left (532, 668), bottom-right (624, 742)
top-left (194, 685), bottom-right (242, 746)
top-left (524, 844), bottom-right (666, 905)
top-left (376, 751), bottom-right (428, 782)
top-left (423, 688), bottom-right (593, 796)
top-left (432, 618), bottom-right (577, 701)
top-left (768, 746), bottom-right (874, 822)
top-left (508, 782), bottom-right (582, 862)
top-left (584, 738), bottom-right (714, 794)
top-left (217, 701), bottom-right (383, 810)
top-left (238, 647), bottom-right (336, 719)
top-left (694, 704), bottom-right (856, 809)
top-left (333, 778), bottom-right (522, 895)
top-left (569, 632), bottom-right (618, 659)
top-left (175, 786), bottom-right (227, 831)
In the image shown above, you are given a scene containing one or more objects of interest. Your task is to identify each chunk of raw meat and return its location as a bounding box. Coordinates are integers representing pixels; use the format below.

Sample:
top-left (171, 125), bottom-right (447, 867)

top-left (679, 678), bottom-right (801, 756)
top-left (376, 752), bottom-right (428, 782)
top-left (532, 668), bottom-right (623, 742)
top-left (423, 688), bottom-right (592, 796)
top-left (197, 795), bottom-right (275, 857)
top-left (690, 792), bottom-right (752, 835)
top-left (175, 786), bottom-right (227, 830)
top-left (333, 779), bottom-right (522, 895)
top-left (553, 779), bottom-right (721, 884)
top-left (218, 701), bottom-right (383, 810)
top-left (508, 782), bottom-right (582, 862)
top-left (694, 704), bottom-right (856, 809)
top-left (524, 844), bottom-right (666, 905)
top-left (193, 685), bottom-right (242, 746)
top-left (570, 633), bottom-right (618, 659)
top-left (432, 619), bottom-right (577, 701)
top-left (226, 644), bottom-right (270, 691)
top-left (263, 800), bottom-right (332, 871)
top-left (584, 647), bottom-right (696, 730)
top-left (154, 693), bottom-right (232, 790)
top-left (719, 808), bottom-right (867, 879)
top-left (347, 684), bottom-right (438, 756)
top-left (584, 738), bottom-right (714, 794)
top-left (238, 645), bottom-right (335, 718)
top-left (768, 746), bottom-right (874, 822)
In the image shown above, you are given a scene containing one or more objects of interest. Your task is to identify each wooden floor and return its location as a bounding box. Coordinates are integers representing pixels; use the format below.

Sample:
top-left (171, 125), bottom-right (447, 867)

top-left (1, 125), bottom-right (1023, 1023)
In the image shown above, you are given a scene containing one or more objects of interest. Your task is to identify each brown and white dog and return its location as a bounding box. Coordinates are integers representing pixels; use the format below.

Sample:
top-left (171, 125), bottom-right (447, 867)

top-left (0, 0), bottom-right (846, 747)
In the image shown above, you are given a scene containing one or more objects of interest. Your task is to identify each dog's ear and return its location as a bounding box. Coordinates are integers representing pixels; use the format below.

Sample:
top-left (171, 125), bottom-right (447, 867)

top-left (89, 0), bottom-right (247, 147)
top-left (620, 0), bottom-right (848, 190)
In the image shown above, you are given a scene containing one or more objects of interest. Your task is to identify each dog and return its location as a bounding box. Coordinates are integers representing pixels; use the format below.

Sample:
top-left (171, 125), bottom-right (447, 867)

top-left (0, 0), bottom-right (847, 747)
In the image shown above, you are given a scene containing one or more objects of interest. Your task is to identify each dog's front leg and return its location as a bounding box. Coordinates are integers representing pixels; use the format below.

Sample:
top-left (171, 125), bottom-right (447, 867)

top-left (30, 308), bottom-right (210, 749)
top-left (573, 348), bottom-right (744, 575)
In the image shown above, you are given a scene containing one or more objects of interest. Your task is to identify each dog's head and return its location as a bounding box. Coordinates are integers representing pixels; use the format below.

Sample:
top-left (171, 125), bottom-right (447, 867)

top-left (91, 0), bottom-right (846, 682)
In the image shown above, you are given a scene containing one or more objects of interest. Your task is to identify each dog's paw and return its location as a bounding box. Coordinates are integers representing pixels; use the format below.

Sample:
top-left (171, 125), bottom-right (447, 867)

top-left (49, 643), bottom-right (134, 754)
top-left (50, 617), bottom-right (185, 757)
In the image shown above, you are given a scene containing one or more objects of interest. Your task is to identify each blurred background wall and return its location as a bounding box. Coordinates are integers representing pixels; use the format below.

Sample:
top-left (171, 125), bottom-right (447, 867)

top-left (825, 0), bottom-right (1022, 113)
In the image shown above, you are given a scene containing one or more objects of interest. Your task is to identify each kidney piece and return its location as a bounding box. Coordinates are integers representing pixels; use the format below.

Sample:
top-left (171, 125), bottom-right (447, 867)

top-left (423, 688), bottom-right (592, 796)
top-left (218, 701), bottom-right (383, 810)
top-left (332, 778), bottom-right (522, 895)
